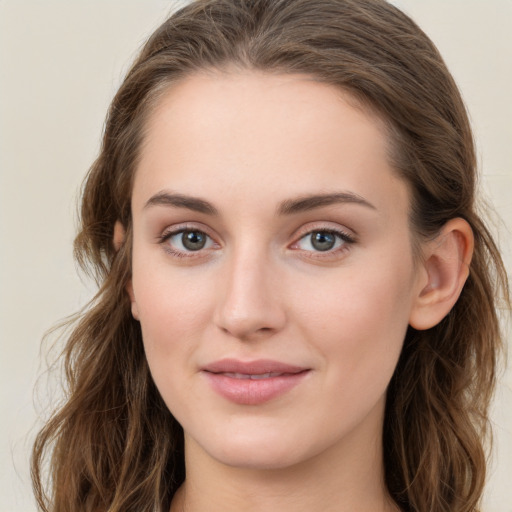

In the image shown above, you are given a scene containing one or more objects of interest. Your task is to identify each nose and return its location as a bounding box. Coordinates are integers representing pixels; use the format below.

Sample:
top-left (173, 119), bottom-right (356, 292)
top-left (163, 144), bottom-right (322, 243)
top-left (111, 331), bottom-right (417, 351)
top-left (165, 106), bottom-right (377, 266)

top-left (213, 248), bottom-right (286, 341)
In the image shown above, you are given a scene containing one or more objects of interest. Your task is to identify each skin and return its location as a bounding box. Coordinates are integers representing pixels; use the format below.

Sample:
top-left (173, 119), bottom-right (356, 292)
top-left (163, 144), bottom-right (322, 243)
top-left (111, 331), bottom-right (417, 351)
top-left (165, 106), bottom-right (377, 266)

top-left (125, 71), bottom-right (473, 512)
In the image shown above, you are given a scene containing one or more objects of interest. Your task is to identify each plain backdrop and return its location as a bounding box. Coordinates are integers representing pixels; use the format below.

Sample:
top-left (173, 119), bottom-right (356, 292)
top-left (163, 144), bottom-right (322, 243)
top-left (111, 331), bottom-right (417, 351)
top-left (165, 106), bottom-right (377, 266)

top-left (0, 1), bottom-right (510, 511)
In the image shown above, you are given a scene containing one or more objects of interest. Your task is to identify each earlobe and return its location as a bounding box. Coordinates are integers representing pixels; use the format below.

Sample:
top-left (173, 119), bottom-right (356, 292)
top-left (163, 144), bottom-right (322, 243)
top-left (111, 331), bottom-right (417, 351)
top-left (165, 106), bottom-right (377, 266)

top-left (127, 281), bottom-right (140, 321)
top-left (113, 221), bottom-right (126, 251)
top-left (113, 221), bottom-right (140, 321)
top-left (409, 218), bottom-right (474, 330)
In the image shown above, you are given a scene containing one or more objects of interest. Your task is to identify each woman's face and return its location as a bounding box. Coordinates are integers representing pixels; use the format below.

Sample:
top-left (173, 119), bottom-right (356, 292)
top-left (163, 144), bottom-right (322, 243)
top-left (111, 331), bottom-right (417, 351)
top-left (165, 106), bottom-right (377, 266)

top-left (129, 71), bottom-right (425, 470)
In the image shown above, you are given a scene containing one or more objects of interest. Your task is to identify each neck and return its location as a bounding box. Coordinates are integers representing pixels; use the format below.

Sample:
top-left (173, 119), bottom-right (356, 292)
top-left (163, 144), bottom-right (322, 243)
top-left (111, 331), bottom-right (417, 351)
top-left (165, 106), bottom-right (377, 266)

top-left (170, 415), bottom-right (398, 512)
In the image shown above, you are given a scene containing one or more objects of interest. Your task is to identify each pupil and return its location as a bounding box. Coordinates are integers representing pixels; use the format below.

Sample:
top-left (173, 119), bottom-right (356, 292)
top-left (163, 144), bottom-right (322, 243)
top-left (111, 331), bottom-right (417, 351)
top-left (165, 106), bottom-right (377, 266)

top-left (311, 231), bottom-right (335, 251)
top-left (182, 231), bottom-right (206, 251)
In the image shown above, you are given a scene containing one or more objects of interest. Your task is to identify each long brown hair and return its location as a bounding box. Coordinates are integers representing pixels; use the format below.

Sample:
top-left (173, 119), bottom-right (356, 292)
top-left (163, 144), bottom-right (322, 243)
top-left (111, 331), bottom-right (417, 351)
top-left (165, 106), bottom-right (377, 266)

top-left (32, 1), bottom-right (510, 511)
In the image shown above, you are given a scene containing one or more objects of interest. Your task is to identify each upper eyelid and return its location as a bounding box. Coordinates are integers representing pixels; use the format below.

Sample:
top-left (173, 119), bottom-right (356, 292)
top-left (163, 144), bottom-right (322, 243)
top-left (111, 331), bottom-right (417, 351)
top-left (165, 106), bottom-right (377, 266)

top-left (298, 226), bottom-right (354, 238)
top-left (159, 222), bottom-right (217, 240)
top-left (291, 230), bottom-right (355, 249)
top-left (290, 221), bottom-right (357, 241)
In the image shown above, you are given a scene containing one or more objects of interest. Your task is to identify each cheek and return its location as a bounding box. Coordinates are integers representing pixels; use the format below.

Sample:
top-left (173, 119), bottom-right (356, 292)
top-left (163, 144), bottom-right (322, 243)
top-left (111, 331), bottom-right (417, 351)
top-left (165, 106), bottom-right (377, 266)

top-left (295, 250), bottom-right (416, 383)
top-left (130, 247), bottom-right (216, 366)
top-left (131, 263), bottom-right (214, 418)
top-left (136, 281), bottom-right (211, 355)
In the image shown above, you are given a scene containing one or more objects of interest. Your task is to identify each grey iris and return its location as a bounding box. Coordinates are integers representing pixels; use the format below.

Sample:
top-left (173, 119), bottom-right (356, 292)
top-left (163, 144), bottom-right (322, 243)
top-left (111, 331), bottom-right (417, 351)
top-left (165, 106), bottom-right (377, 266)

top-left (182, 231), bottom-right (206, 251)
top-left (311, 231), bottom-right (336, 251)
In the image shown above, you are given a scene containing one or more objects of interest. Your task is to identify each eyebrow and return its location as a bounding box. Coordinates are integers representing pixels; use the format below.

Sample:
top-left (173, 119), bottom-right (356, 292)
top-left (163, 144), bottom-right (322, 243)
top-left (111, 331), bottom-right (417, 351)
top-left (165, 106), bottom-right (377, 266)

top-left (144, 191), bottom-right (218, 215)
top-left (143, 190), bottom-right (376, 216)
top-left (277, 192), bottom-right (376, 215)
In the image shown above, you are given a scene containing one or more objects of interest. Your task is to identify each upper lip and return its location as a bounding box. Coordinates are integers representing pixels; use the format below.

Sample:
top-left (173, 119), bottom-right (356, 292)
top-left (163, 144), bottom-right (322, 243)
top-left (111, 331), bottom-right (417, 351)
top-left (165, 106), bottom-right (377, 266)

top-left (202, 358), bottom-right (308, 375)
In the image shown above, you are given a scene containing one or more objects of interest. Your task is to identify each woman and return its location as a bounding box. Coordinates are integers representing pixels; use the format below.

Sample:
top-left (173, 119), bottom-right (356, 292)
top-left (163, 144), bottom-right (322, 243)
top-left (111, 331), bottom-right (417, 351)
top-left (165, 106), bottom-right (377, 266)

top-left (31, 1), bottom-right (509, 511)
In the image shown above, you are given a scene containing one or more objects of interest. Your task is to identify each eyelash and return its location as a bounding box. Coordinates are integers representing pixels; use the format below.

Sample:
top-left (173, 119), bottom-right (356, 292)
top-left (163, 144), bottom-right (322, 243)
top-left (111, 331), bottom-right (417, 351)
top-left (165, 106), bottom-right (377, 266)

top-left (157, 225), bottom-right (356, 260)
top-left (290, 227), bottom-right (356, 259)
top-left (158, 224), bottom-right (218, 259)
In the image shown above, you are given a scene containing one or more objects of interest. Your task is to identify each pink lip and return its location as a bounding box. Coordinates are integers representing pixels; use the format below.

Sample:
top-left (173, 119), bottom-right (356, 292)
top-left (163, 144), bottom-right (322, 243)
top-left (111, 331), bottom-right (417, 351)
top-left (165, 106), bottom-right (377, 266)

top-left (201, 359), bottom-right (310, 405)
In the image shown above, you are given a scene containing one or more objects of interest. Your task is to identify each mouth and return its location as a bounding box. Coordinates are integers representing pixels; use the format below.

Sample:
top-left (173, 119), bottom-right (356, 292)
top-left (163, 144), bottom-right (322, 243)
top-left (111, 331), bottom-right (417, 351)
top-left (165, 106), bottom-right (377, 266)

top-left (218, 372), bottom-right (294, 380)
top-left (201, 359), bottom-right (310, 405)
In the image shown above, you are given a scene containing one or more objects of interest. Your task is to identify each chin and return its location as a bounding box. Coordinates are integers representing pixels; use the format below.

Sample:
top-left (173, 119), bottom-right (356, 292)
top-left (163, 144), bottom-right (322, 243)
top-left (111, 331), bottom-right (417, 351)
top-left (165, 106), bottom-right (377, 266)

top-left (188, 425), bottom-right (314, 471)
top-left (212, 444), bottom-right (306, 471)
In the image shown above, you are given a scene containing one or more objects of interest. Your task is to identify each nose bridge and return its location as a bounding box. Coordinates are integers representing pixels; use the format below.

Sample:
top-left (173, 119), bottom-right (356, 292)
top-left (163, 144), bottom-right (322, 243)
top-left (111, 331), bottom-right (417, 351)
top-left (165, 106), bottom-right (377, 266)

top-left (214, 241), bottom-right (285, 339)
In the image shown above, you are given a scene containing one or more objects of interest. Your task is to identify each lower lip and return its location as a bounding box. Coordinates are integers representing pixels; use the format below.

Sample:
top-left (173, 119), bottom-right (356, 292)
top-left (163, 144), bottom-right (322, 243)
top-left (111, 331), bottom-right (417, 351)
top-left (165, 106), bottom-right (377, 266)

top-left (203, 371), bottom-right (310, 405)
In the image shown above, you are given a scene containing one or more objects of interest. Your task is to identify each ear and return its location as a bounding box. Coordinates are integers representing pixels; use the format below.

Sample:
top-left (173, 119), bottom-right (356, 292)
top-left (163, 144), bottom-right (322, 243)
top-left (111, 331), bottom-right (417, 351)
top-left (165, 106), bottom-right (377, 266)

top-left (409, 218), bottom-right (474, 330)
top-left (113, 219), bottom-right (125, 251)
top-left (113, 221), bottom-right (140, 321)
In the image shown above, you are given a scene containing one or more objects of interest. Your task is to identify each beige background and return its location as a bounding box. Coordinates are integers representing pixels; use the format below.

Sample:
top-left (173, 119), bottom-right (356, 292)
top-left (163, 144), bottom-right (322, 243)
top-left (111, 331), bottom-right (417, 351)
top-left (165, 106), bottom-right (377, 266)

top-left (0, 1), bottom-right (510, 511)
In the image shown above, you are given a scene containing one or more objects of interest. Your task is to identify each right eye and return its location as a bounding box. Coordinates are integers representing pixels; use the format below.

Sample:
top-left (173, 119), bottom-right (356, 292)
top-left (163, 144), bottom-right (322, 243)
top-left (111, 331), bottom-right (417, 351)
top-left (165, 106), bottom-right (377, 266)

top-left (161, 229), bottom-right (216, 256)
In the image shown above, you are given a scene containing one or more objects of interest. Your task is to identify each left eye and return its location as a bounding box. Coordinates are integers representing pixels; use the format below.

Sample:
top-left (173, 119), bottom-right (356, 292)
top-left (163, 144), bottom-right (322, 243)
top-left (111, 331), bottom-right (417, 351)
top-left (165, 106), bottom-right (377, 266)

top-left (166, 230), bottom-right (214, 252)
top-left (295, 230), bottom-right (349, 252)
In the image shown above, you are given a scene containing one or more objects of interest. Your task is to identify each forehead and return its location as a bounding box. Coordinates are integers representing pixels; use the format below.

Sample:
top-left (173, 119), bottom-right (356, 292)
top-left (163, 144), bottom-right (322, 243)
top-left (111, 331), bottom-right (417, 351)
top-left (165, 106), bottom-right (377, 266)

top-left (134, 70), bottom-right (408, 219)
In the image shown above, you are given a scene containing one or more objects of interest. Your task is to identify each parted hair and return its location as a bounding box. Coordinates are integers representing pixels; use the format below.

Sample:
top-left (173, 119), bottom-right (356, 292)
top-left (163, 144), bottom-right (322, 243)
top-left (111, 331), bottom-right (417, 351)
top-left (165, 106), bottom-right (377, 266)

top-left (32, 1), bottom-right (509, 511)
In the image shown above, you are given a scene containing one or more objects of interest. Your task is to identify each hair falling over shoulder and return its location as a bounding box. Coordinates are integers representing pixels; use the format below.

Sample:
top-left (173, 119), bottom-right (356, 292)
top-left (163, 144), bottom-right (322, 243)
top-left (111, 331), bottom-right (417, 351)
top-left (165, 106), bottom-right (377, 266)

top-left (31, 1), bottom-right (510, 511)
